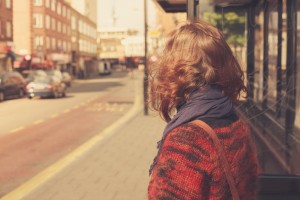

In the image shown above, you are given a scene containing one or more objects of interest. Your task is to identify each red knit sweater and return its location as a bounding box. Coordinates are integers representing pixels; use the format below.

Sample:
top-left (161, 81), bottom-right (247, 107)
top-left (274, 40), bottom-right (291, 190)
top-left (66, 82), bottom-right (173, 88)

top-left (148, 119), bottom-right (259, 200)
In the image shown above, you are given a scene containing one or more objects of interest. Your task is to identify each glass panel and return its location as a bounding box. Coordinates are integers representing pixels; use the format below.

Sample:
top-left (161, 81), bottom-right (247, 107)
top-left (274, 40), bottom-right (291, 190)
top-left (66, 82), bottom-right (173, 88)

top-left (267, 1), bottom-right (278, 111)
top-left (254, 5), bottom-right (264, 106)
top-left (295, 0), bottom-right (300, 128)
top-left (278, 1), bottom-right (287, 122)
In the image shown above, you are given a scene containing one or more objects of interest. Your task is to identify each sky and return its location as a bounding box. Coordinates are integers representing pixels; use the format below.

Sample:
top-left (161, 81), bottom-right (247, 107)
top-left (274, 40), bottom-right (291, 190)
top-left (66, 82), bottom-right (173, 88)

top-left (97, 0), bottom-right (156, 33)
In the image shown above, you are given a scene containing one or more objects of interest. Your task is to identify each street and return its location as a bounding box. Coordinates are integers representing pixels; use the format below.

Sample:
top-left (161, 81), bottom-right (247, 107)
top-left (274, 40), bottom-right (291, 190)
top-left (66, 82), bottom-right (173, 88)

top-left (0, 70), bottom-right (136, 197)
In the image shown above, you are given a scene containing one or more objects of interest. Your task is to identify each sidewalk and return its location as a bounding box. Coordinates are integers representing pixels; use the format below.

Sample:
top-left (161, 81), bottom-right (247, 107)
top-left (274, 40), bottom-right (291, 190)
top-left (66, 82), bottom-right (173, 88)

top-left (3, 70), bottom-right (166, 200)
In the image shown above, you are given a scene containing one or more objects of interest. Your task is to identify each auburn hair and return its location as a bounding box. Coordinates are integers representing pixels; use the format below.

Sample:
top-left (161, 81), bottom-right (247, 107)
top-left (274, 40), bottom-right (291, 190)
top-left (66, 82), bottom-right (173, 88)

top-left (149, 19), bottom-right (247, 122)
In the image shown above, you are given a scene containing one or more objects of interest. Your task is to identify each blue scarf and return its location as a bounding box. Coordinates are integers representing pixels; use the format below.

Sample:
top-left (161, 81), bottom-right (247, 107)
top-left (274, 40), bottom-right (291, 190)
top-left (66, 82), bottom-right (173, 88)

top-left (149, 85), bottom-right (233, 174)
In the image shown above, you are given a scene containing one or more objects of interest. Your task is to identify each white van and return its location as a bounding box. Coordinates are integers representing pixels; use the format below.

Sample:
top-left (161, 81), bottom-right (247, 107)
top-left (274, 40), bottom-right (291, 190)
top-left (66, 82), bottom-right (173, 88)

top-left (98, 61), bottom-right (112, 75)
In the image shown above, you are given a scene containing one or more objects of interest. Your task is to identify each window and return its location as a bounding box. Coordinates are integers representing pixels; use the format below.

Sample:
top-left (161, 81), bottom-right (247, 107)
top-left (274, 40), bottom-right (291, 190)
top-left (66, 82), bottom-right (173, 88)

top-left (6, 21), bottom-right (11, 37)
top-left (67, 9), bottom-right (71, 19)
top-left (45, 0), bottom-right (50, 8)
top-left (33, 0), bottom-right (43, 6)
top-left (52, 38), bottom-right (56, 50)
top-left (51, 18), bottom-right (56, 31)
top-left (46, 37), bottom-right (50, 49)
top-left (71, 36), bottom-right (76, 43)
top-left (79, 39), bottom-right (82, 51)
top-left (33, 13), bottom-right (43, 28)
top-left (57, 40), bottom-right (62, 50)
top-left (51, 0), bottom-right (56, 11)
top-left (267, 2), bottom-right (279, 112)
top-left (57, 21), bottom-right (61, 32)
top-left (34, 36), bottom-right (44, 49)
top-left (46, 15), bottom-right (50, 29)
top-left (83, 23), bottom-right (87, 35)
top-left (6, 0), bottom-right (11, 8)
top-left (258, 1), bottom-right (287, 121)
top-left (84, 40), bottom-right (87, 52)
top-left (247, 0), bottom-right (300, 175)
top-left (253, 8), bottom-right (264, 106)
top-left (62, 24), bottom-right (66, 34)
top-left (79, 20), bottom-right (82, 33)
top-left (71, 16), bottom-right (76, 30)
top-left (295, 1), bottom-right (300, 127)
top-left (63, 41), bottom-right (66, 52)
top-left (62, 6), bottom-right (66, 17)
top-left (57, 2), bottom-right (61, 15)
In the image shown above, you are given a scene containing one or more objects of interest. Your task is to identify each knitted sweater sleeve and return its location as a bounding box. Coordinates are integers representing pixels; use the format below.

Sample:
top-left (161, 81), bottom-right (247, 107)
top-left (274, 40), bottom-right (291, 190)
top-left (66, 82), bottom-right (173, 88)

top-left (148, 124), bottom-right (216, 200)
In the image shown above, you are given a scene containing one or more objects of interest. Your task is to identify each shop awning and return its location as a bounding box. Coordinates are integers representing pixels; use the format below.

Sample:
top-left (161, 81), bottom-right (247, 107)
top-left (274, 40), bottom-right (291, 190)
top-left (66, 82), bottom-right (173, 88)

top-left (210, 0), bottom-right (252, 5)
top-left (155, 0), bottom-right (186, 12)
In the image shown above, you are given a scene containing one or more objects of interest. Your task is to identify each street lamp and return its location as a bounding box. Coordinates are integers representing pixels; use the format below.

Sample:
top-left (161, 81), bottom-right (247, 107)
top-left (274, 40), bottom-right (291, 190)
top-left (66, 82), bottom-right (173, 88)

top-left (144, 0), bottom-right (149, 115)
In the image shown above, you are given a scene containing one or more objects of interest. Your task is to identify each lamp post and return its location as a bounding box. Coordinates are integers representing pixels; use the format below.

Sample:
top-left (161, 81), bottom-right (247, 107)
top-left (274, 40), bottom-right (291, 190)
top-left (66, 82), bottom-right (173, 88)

top-left (143, 0), bottom-right (148, 115)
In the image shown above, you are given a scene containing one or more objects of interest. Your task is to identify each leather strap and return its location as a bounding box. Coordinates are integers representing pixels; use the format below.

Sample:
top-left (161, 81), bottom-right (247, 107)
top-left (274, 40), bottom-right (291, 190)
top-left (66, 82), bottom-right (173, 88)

top-left (192, 120), bottom-right (240, 200)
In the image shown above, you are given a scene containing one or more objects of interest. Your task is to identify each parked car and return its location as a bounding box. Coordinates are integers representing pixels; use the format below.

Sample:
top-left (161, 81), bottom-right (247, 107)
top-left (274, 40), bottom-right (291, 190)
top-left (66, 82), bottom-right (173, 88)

top-left (46, 69), bottom-right (63, 80)
top-left (26, 76), bottom-right (66, 99)
top-left (21, 70), bottom-right (48, 84)
top-left (0, 71), bottom-right (26, 102)
top-left (62, 72), bottom-right (72, 87)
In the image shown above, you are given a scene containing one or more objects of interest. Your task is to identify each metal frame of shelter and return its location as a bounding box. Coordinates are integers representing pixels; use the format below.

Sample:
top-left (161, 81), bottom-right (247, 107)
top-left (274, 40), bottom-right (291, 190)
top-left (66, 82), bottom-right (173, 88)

top-left (154, 0), bottom-right (300, 199)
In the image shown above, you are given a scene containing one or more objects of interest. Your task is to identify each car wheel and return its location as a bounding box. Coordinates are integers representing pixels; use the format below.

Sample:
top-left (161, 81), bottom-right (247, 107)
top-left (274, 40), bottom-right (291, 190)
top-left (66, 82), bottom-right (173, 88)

top-left (0, 92), bottom-right (4, 102)
top-left (62, 91), bottom-right (66, 97)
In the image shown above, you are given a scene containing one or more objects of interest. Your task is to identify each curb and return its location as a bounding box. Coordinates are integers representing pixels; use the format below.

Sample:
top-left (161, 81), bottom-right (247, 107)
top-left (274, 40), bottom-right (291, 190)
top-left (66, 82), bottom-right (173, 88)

top-left (0, 75), bottom-right (143, 200)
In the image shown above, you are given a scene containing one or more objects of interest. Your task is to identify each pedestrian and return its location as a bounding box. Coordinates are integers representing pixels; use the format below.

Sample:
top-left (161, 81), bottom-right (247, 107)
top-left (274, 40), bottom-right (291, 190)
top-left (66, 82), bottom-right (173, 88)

top-left (148, 20), bottom-right (259, 200)
top-left (126, 57), bottom-right (135, 78)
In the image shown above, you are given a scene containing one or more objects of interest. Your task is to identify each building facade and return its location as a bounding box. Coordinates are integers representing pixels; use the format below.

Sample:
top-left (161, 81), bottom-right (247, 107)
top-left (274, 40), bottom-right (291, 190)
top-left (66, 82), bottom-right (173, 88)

top-left (97, 28), bottom-right (150, 68)
top-left (0, 0), bottom-right (13, 72)
top-left (97, 28), bottom-right (133, 63)
top-left (13, 0), bottom-right (97, 77)
top-left (65, 0), bottom-right (97, 24)
top-left (70, 7), bottom-right (97, 78)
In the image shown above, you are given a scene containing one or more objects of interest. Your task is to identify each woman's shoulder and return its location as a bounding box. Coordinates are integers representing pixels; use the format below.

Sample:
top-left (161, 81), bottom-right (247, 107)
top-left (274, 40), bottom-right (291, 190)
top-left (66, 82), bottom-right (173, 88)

top-left (166, 122), bottom-right (212, 142)
top-left (165, 118), bottom-right (249, 144)
top-left (163, 122), bottom-right (217, 155)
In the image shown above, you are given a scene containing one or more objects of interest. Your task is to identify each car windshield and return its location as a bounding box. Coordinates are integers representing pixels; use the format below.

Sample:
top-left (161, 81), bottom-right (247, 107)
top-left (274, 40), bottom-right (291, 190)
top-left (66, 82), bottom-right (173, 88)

top-left (32, 76), bottom-right (51, 83)
top-left (34, 70), bottom-right (47, 76)
top-left (46, 71), bottom-right (54, 75)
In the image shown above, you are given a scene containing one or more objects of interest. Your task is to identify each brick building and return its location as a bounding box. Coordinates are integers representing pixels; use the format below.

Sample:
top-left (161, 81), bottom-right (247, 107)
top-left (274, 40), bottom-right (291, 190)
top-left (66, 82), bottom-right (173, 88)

top-left (13, 0), bottom-right (97, 77)
top-left (70, 6), bottom-right (97, 78)
top-left (0, 0), bottom-right (13, 72)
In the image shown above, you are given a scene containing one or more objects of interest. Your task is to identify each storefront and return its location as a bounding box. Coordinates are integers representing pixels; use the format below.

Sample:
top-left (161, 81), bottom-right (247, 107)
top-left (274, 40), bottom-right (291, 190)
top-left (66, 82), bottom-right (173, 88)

top-left (155, 0), bottom-right (300, 198)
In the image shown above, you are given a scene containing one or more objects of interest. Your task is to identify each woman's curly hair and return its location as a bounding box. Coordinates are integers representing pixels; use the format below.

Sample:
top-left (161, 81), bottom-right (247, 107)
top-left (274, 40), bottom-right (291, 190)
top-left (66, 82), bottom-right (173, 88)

top-left (148, 20), bottom-right (247, 122)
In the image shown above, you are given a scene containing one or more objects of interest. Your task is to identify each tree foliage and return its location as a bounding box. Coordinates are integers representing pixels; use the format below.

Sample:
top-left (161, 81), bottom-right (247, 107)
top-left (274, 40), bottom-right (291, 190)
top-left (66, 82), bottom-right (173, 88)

top-left (203, 12), bottom-right (246, 49)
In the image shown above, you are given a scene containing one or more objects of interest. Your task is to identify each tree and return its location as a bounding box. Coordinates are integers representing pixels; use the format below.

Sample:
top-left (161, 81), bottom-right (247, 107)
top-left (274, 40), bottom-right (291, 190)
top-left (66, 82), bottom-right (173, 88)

top-left (204, 12), bottom-right (246, 54)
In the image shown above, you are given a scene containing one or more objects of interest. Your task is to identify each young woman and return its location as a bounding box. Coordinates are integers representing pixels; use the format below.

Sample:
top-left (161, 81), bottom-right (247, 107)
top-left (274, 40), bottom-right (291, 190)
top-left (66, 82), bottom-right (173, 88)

top-left (148, 20), bottom-right (259, 200)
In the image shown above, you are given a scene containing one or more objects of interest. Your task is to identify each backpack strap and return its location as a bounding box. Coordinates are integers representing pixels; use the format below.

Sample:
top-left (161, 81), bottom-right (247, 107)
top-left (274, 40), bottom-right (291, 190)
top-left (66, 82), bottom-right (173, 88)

top-left (192, 120), bottom-right (240, 200)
